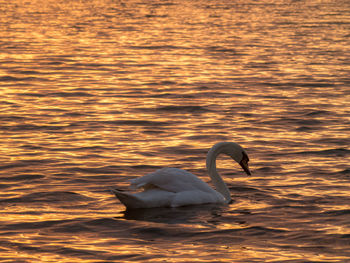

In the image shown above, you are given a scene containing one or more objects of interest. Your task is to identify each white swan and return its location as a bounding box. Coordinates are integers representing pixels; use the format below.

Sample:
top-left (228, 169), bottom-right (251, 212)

top-left (111, 142), bottom-right (251, 209)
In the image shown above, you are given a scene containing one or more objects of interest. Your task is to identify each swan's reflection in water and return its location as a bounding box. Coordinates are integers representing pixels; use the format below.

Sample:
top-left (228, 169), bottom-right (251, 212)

top-left (121, 204), bottom-right (228, 225)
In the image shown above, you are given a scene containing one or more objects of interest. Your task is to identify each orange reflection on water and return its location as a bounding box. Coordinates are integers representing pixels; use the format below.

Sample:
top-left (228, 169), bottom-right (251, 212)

top-left (1, 0), bottom-right (349, 262)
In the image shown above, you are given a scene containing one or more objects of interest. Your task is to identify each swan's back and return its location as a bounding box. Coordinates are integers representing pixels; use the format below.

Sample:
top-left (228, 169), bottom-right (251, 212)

top-left (131, 167), bottom-right (217, 194)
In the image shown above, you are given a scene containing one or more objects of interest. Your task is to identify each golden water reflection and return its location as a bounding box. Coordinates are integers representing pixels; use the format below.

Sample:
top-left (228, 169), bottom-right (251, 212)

top-left (1, 0), bottom-right (349, 262)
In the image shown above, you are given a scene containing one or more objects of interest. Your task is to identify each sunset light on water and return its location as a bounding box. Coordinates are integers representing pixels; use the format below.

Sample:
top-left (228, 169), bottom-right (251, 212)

top-left (0, 0), bottom-right (349, 262)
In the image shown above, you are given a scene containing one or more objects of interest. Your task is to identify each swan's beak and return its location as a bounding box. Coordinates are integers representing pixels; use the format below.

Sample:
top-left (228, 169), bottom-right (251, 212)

top-left (239, 159), bottom-right (251, 176)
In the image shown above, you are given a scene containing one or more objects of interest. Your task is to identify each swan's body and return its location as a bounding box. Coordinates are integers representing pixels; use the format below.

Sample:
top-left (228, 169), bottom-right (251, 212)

top-left (112, 142), bottom-right (251, 209)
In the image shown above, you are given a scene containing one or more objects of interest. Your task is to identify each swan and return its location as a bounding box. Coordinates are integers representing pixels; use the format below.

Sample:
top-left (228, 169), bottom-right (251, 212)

top-left (111, 142), bottom-right (251, 209)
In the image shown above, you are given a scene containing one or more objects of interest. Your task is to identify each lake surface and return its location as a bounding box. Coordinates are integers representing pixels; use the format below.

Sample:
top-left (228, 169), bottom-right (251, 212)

top-left (0, 0), bottom-right (349, 262)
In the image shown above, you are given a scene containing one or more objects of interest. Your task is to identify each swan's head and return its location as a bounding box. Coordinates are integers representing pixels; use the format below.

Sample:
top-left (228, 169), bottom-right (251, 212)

top-left (210, 142), bottom-right (251, 175)
top-left (238, 150), bottom-right (251, 176)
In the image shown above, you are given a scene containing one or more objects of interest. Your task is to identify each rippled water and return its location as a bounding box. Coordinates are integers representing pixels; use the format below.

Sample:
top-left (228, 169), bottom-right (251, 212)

top-left (1, 0), bottom-right (350, 262)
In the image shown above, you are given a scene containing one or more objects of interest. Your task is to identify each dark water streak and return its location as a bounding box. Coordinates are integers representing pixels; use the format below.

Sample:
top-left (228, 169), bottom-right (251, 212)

top-left (0, 0), bottom-right (349, 262)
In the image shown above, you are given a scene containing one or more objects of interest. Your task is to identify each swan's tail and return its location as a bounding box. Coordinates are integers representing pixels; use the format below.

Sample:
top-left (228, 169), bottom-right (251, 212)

top-left (110, 189), bottom-right (146, 209)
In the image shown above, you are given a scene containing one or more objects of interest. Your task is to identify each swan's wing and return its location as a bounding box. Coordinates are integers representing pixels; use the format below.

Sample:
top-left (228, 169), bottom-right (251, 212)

top-left (111, 188), bottom-right (175, 209)
top-left (112, 187), bottom-right (224, 209)
top-left (130, 167), bottom-right (214, 193)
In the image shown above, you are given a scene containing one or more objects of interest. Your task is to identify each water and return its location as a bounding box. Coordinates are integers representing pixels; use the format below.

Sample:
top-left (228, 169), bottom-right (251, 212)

top-left (1, 0), bottom-right (349, 262)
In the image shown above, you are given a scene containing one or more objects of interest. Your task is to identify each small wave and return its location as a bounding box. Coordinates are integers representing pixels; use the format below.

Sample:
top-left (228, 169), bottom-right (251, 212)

top-left (0, 159), bottom-right (55, 171)
top-left (186, 134), bottom-right (228, 141)
top-left (21, 144), bottom-right (46, 150)
top-left (48, 92), bottom-right (93, 97)
top-left (161, 145), bottom-right (205, 156)
top-left (145, 14), bottom-right (168, 18)
top-left (130, 165), bottom-right (162, 170)
top-left (9, 70), bottom-right (43, 75)
top-left (2, 174), bottom-right (44, 181)
top-left (304, 110), bottom-right (331, 116)
top-left (259, 117), bottom-right (324, 125)
top-left (129, 45), bottom-right (185, 50)
top-left (48, 146), bottom-right (111, 152)
top-left (295, 126), bottom-right (317, 131)
top-left (63, 112), bottom-right (87, 117)
top-left (195, 227), bottom-right (289, 246)
top-left (340, 168), bottom-right (350, 175)
top-left (86, 218), bottom-right (122, 227)
top-left (65, 165), bottom-right (122, 174)
top-left (229, 186), bottom-right (261, 192)
top-left (0, 124), bottom-right (68, 131)
top-left (0, 238), bottom-right (101, 259)
top-left (255, 166), bottom-right (274, 173)
top-left (322, 209), bottom-right (350, 216)
top-left (298, 82), bottom-right (335, 88)
top-left (164, 226), bottom-right (289, 242)
top-left (17, 91), bottom-right (94, 98)
top-left (0, 115), bottom-right (28, 121)
top-left (146, 80), bottom-right (177, 86)
top-left (0, 219), bottom-right (71, 231)
top-left (105, 120), bottom-right (171, 126)
top-left (156, 105), bottom-right (211, 113)
top-left (296, 119), bottom-right (323, 126)
top-left (207, 46), bottom-right (240, 56)
top-left (51, 221), bottom-right (92, 233)
top-left (0, 75), bottom-right (49, 82)
top-left (0, 191), bottom-right (93, 204)
top-left (295, 148), bottom-right (350, 157)
top-left (135, 226), bottom-right (170, 237)
top-left (313, 137), bottom-right (350, 146)
top-left (208, 46), bottom-right (237, 53)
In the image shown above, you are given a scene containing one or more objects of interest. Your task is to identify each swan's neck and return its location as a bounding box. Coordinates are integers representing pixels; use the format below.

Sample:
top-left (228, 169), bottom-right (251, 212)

top-left (206, 149), bottom-right (231, 203)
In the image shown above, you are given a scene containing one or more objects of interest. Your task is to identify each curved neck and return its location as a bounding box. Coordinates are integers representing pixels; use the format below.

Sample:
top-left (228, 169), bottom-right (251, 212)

top-left (206, 147), bottom-right (231, 203)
